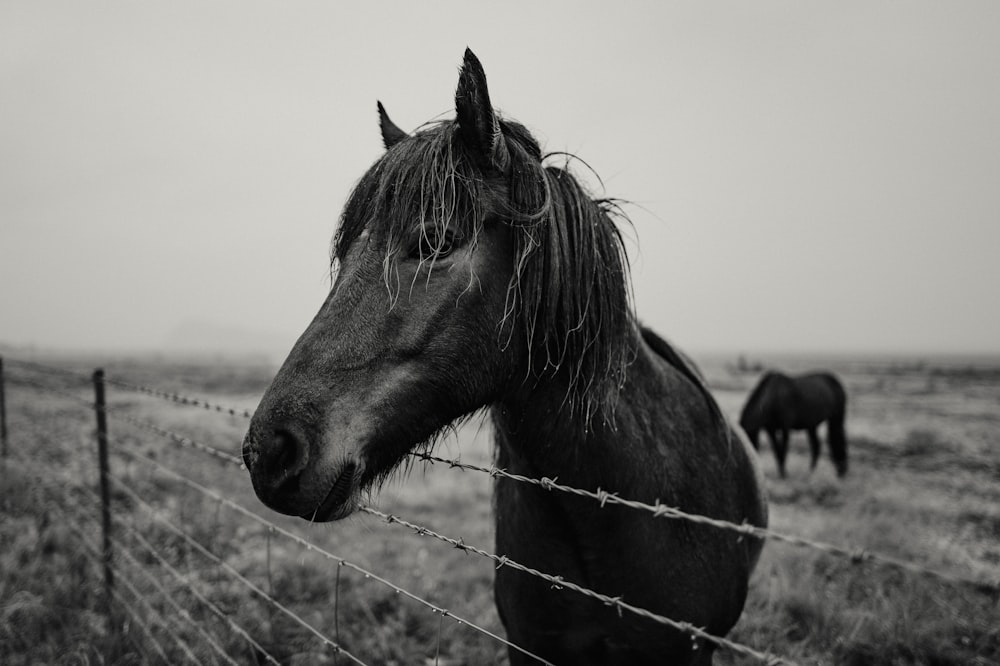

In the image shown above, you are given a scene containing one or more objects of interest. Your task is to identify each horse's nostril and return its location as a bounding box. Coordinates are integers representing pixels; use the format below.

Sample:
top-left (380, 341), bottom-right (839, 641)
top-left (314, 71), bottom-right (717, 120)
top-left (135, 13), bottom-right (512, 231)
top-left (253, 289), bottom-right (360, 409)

top-left (263, 429), bottom-right (310, 491)
top-left (273, 431), bottom-right (295, 468)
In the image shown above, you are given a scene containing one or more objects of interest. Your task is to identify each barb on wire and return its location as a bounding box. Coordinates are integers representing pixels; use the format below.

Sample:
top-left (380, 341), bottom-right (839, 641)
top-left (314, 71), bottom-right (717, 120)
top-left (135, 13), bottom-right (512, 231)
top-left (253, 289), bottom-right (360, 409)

top-left (102, 375), bottom-right (254, 419)
top-left (108, 380), bottom-right (997, 599)
top-left (22, 367), bottom-right (1000, 597)
top-left (6, 357), bottom-right (254, 417)
top-left (110, 439), bottom-right (787, 664)
top-left (108, 394), bottom-right (1000, 598)
top-left (110, 409), bottom-right (243, 466)
top-left (108, 471), bottom-right (370, 666)
top-left (409, 452), bottom-right (1000, 595)
top-left (19, 369), bottom-right (999, 598)
top-left (113, 443), bottom-right (558, 666)
top-left (361, 506), bottom-right (791, 665)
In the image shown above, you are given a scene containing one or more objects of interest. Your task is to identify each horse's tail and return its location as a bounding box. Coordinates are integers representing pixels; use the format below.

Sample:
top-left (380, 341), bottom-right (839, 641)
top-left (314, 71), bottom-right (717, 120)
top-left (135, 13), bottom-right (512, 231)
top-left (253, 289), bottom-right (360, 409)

top-left (824, 374), bottom-right (849, 476)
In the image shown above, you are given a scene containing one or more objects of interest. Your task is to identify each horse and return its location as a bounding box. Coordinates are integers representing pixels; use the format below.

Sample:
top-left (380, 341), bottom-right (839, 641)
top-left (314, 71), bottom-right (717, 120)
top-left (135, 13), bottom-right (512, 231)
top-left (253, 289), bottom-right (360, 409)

top-left (242, 48), bottom-right (767, 665)
top-left (738, 371), bottom-right (849, 478)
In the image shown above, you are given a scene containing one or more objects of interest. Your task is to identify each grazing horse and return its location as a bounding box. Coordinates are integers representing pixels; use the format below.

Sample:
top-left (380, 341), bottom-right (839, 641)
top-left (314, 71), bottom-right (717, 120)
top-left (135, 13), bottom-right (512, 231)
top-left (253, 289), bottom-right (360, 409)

top-left (242, 49), bottom-right (767, 665)
top-left (739, 371), bottom-right (848, 478)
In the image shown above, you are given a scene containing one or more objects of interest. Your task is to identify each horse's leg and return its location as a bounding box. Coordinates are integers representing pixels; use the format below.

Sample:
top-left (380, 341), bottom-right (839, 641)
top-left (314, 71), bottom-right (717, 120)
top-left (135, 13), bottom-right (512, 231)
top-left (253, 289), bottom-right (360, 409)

top-left (777, 428), bottom-right (791, 478)
top-left (807, 428), bottom-right (821, 472)
top-left (767, 429), bottom-right (787, 478)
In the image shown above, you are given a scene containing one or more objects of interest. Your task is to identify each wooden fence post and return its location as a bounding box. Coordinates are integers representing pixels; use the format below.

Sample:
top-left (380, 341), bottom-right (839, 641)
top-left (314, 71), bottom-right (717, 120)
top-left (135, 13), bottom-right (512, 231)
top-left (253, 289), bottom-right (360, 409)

top-left (92, 368), bottom-right (114, 616)
top-left (1, 357), bottom-right (7, 460)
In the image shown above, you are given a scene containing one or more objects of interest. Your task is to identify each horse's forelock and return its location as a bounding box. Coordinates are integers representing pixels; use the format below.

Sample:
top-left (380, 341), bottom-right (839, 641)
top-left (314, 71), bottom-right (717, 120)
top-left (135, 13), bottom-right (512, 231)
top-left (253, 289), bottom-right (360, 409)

top-left (332, 122), bottom-right (488, 277)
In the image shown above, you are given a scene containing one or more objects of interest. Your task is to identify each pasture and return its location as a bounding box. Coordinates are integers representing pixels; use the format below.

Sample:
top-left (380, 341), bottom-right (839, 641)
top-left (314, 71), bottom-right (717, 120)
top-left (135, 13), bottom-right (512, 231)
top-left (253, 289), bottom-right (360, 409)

top-left (1, 352), bottom-right (998, 664)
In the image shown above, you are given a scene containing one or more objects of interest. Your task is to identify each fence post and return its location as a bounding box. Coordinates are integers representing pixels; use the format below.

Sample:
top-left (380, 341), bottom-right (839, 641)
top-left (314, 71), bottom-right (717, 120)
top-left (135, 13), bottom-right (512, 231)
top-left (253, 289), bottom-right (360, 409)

top-left (1, 356), bottom-right (7, 460)
top-left (92, 368), bottom-right (114, 616)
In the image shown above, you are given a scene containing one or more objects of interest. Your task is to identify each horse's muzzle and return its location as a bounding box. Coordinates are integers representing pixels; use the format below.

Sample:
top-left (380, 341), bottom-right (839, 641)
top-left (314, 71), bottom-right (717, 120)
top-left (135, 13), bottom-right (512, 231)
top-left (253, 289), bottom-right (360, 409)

top-left (243, 427), bottom-right (312, 509)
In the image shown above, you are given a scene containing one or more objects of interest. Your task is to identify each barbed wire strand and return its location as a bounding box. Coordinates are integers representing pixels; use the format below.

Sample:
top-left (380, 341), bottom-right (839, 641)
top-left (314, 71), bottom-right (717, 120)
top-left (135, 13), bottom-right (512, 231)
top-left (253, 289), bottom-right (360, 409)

top-left (110, 584), bottom-right (174, 665)
top-left (61, 512), bottom-right (201, 664)
top-left (11, 364), bottom-right (999, 597)
top-left (41, 495), bottom-right (173, 664)
top-left (5, 378), bottom-right (241, 468)
top-left (114, 559), bottom-right (202, 664)
top-left (107, 472), bottom-right (371, 666)
top-left (13, 455), bottom-right (208, 663)
top-left (113, 523), bottom-right (260, 666)
top-left (92, 369), bottom-right (1000, 596)
top-left (115, 400), bottom-right (999, 597)
top-left (6, 374), bottom-right (556, 662)
top-left (24, 460), bottom-right (213, 665)
top-left (111, 442), bottom-right (559, 666)
top-left (111, 410), bottom-right (243, 465)
top-left (13, 367), bottom-right (998, 597)
top-left (113, 439), bottom-right (791, 666)
top-left (1, 358), bottom-right (253, 418)
top-left (102, 375), bottom-right (254, 419)
top-left (408, 452), bottom-right (1000, 595)
top-left (11, 374), bottom-right (93, 406)
top-left (72, 513), bottom-right (221, 665)
top-left (3, 358), bottom-right (93, 383)
top-left (14, 453), bottom-right (279, 666)
top-left (359, 505), bottom-right (790, 666)
top-left (53, 484), bottom-right (248, 666)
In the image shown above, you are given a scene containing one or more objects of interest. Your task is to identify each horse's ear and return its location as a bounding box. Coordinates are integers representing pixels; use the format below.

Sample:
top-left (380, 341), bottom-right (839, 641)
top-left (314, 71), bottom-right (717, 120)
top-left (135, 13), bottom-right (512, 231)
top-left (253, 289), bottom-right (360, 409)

top-left (377, 101), bottom-right (408, 149)
top-left (455, 48), bottom-right (510, 173)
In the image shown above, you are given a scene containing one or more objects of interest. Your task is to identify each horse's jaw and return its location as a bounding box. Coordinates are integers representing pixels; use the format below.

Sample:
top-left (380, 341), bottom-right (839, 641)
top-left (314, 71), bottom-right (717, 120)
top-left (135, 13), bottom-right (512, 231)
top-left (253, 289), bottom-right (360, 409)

top-left (302, 456), bottom-right (365, 522)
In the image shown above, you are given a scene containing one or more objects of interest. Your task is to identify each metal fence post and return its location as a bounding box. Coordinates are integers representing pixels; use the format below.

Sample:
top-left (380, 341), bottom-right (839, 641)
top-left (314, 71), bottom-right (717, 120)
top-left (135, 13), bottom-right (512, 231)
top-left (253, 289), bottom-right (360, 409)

top-left (1, 356), bottom-right (7, 460)
top-left (92, 368), bottom-right (114, 615)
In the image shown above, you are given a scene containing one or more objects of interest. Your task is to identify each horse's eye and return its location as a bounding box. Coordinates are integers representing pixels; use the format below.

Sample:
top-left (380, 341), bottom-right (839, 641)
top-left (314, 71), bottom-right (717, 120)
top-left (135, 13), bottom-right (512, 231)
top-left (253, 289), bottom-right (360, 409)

top-left (409, 226), bottom-right (457, 260)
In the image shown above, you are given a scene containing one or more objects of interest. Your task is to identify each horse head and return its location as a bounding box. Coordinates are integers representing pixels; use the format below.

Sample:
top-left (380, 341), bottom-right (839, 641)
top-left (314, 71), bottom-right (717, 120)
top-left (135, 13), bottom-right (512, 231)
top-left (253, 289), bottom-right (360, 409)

top-left (242, 49), bottom-right (632, 521)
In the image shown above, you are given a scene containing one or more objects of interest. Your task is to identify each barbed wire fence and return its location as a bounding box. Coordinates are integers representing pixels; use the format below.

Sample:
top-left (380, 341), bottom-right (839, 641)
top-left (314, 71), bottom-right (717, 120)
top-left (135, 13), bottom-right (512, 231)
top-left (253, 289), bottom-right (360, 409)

top-left (1, 357), bottom-right (998, 665)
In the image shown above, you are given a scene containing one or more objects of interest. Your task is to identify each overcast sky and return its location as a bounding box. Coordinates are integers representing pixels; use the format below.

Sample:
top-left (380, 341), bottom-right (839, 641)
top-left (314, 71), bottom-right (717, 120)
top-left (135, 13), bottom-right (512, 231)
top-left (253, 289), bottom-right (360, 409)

top-left (2, 2), bottom-right (999, 359)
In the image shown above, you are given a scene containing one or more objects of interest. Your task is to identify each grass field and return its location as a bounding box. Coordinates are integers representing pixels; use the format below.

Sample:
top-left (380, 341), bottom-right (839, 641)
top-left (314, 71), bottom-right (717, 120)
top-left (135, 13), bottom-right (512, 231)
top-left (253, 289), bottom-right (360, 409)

top-left (1, 351), bottom-right (998, 665)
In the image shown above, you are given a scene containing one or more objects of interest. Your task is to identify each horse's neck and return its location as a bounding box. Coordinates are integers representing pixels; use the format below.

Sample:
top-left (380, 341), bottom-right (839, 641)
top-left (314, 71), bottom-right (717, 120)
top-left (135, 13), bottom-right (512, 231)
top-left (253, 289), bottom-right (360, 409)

top-left (491, 338), bottom-right (688, 490)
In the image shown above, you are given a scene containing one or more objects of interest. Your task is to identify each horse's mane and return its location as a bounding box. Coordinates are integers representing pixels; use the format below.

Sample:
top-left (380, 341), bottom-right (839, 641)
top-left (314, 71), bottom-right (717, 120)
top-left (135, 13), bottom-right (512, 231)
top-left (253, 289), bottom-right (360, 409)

top-left (332, 117), bottom-right (635, 422)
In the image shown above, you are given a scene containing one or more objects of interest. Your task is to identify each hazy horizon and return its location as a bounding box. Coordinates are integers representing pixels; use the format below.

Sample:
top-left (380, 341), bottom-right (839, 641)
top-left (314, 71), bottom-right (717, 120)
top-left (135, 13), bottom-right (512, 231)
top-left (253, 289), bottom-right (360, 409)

top-left (3, 2), bottom-right (999, 359)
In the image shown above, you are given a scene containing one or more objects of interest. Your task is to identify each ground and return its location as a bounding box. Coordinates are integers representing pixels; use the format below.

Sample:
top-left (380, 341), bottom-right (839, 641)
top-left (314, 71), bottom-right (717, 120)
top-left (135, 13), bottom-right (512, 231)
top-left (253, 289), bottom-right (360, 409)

top-left (0, 352), bottom-right (997, 665)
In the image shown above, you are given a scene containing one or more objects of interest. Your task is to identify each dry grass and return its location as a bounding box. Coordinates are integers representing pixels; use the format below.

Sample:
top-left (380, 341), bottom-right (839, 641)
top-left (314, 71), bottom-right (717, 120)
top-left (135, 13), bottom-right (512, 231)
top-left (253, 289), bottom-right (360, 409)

top-left (1, 354), bottom-right (998, 665)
